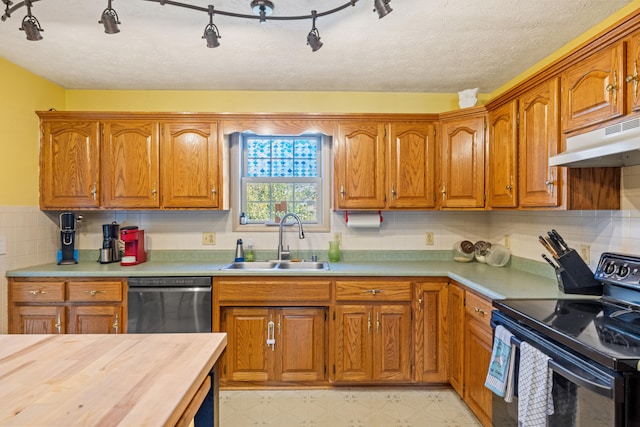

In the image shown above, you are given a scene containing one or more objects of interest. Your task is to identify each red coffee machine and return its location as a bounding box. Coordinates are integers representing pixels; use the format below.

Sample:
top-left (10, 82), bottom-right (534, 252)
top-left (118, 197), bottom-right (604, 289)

top-left (120, 226), bottom-right (147, 266)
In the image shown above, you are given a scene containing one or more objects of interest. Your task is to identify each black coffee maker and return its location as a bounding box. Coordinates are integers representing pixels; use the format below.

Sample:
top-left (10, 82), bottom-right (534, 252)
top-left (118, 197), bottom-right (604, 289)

top-left (99, 221), bottom-right (121, 264)
top-left (58, 212), bottom-right (78, 265)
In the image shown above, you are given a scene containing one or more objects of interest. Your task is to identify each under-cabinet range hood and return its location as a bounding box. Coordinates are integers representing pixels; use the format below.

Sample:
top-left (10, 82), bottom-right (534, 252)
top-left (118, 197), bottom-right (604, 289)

top-left (549, 117), bottom-right (640, 167)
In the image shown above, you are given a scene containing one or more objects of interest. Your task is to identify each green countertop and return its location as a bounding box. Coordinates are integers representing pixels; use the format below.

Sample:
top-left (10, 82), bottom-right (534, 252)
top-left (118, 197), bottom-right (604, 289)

top-left (6, 257), bottom-right (572, 300)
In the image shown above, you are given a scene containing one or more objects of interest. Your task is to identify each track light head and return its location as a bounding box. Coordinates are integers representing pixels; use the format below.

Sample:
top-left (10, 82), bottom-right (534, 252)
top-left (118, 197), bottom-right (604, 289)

top-left (306, 11), bottom-right (322, 52)
top-left (99, 0), bottom-right (121, 35)
top-left (373, 0), bottom-right (392, 18)
top-left (19, 1), bottom-right (42, 41)
top-left (203, 5), bottom-right (221, 48)
top-left (251, 0), bottom-right (274, 23)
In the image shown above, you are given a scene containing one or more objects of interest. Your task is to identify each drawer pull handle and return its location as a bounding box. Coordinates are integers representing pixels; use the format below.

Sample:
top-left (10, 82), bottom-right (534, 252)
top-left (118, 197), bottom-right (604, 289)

top-left (29, 290), bottom-right (47, 295)
top-left (87, 290), bottom-right (107, 296)
top-left (363, 289), bottom-right (384, 295)
top-left (474, 307), bottom-right (488, 316)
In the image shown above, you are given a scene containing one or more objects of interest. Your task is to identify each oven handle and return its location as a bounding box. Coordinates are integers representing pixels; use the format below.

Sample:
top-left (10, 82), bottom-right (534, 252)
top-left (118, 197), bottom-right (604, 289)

top-left (128, 286), bottom-right (211, 293)
top-left (510, 334), bottom-right (614, 399)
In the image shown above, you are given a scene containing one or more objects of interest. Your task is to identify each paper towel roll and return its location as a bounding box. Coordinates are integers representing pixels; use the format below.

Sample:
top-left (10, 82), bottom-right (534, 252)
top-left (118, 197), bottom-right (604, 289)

top-left (347, 212), bottom-right (381, 228)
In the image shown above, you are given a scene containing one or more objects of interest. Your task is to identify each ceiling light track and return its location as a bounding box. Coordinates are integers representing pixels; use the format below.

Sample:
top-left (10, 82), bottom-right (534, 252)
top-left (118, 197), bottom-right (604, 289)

top-left (1, 0), bottom-right (392, 51)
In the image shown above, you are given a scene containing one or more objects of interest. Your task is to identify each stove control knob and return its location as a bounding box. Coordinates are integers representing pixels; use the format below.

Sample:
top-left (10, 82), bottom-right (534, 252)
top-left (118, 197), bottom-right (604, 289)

top-left (618, 264), bottom-right (630, 278)
top-left (604, 262), bottom-right (616, 275)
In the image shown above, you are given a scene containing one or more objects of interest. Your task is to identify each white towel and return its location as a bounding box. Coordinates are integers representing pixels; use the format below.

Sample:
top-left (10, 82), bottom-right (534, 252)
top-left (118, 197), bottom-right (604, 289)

top-left (484, 325), bottom-right (515, 397)
top-left (518, 342), bottom-right (554, 427)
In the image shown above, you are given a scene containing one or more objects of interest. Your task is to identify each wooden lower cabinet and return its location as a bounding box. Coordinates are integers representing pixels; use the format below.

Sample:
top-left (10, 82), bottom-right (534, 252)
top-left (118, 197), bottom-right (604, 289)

top-left (448, 283), bottom-right (465, 395)
top-left (414, 281), bottom-right (448, 383)
top-left (8, 278), bottom-right (125, 334)
top-left (333, 303), bottom-right (411, 383)
top-left (221, 306), bottom-right (326, 384)
top-left (465, 313), bottom-right (493, 427)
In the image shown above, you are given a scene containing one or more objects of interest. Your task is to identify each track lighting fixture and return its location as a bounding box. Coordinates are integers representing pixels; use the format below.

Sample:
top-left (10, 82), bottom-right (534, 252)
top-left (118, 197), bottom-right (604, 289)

top-left (203, 5), bottom-right (221, 48)
top-left (373, 0), bottom-right (393, 18)
top-left (306, 11), bottom-right (322, 52)
top-left (19, 0), bottom-right (42, 41)
top-left (2, 0), bottom-right (393, 50)
top-left (99, 0), bottom-right (120, 34)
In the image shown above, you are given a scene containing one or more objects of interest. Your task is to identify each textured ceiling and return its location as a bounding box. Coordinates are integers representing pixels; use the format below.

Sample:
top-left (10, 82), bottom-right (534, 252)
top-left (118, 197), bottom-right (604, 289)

top-left (0, 0), bottom-right (634, 92)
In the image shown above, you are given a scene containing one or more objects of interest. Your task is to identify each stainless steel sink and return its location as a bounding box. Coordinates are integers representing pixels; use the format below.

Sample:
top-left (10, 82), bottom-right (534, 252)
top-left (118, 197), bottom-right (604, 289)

top-left (221, 261), bottom-right (278, 270)
top-left (221, 261), bottom-right (329, 270)
top-left (275, 261), bottom-right (329, 270)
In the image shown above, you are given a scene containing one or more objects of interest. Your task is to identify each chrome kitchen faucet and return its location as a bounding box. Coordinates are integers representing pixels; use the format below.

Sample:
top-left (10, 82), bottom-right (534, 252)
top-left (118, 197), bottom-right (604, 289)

top-left (277, 213), bottom-right (305, 261)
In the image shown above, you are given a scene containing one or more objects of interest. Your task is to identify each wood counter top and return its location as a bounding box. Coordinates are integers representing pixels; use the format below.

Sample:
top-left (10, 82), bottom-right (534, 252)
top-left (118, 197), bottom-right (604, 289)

top-left (0, 333), bottom-right (227, 426)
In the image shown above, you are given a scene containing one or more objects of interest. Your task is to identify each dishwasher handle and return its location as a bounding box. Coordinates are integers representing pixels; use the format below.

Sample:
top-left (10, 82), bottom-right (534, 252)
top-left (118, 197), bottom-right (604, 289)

top-left (128, 286), bottom-right (211, 293)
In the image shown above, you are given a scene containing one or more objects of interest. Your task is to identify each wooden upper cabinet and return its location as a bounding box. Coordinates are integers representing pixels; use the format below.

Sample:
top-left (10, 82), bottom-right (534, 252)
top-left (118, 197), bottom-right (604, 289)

top-left (161, 122), bottom-right (219, 208)
top-left (335, 122), bottom-right (386, 209)
top-left (101, 120), bottom-right (160, 208)
top-left (519, 78), bottom-right (562, 208)
top-left (40, 120), bottom-right (100, 209)
top-left (439, 109), bottom-right (486, 209)
top-left (627, 31), bottom-right (640, 113)
top-left (562, 41), bottom-right (625, 132)
top-left (387, 122), bottom-right (436, 209)
top-left (486, 101), bottom-right (518, 208)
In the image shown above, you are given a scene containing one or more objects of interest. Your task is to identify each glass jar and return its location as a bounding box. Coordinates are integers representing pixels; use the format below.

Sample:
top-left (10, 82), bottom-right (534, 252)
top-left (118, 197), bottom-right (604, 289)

top-left (486, 243), bottom-right (511, 267)
top-left (474, 241), bottom-right (491, 263)
top-left (452, 240), bottom-right (475, 263)
top-left (328, 241), bottom-right (341, 262)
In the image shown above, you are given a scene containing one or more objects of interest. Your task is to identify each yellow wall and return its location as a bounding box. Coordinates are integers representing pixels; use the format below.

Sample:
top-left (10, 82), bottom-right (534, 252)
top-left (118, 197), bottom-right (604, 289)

top-left (65, 90), bottom-right (460, 113)
top-left (0, 58), bottom-right (64, 206)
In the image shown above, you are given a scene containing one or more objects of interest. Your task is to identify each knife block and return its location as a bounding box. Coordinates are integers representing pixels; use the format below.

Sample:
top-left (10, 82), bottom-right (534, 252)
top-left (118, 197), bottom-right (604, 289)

top-left (554, 249), bottom-right (602, 295)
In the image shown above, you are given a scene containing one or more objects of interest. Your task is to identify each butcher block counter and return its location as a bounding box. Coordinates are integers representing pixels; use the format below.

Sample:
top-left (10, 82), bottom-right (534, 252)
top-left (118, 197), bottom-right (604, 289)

top-left (0, 333), bottom-right (227, 426)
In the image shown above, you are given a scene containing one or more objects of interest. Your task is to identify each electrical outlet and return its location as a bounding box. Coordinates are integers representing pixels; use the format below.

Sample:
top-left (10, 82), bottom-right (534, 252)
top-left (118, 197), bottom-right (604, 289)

top-left (504, 234), bottom-right (511, 249)
top-left (202, 232), bottom-right (216, 245)
top-left (580, 244), bottom-right (590, 264)
top-left (334, 232), bottom-right (342, 245)
top-left (425, 232), bottom-right (434, 246)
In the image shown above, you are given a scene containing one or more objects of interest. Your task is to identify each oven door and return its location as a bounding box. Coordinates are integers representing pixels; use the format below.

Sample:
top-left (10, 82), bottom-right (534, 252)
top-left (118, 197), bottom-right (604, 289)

top-left (127, 285), bottom-right (212, 333)
top-left (491, 311), bottom-right (631, 427)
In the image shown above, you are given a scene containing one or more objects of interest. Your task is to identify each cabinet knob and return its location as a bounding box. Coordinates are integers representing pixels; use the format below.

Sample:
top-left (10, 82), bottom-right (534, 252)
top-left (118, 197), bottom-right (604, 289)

top-left (29, 290), bottom-right (47, 296)
top-left (340, 185), bottom-right (345, 200)
top-left (91, 184), bottom-right (97, 200)
top-left (606, 70), bottom-right (619, 104)
top-left (87, 289), bottom-right (106, 296)
top-left (474, 307), bottom-right (487, 316)
top-left (112, 313), bottom-right (119, 333)
top-left (627, 61), bottom-right (639, 98)
top-left (391, 184), bottom-right (396, 200)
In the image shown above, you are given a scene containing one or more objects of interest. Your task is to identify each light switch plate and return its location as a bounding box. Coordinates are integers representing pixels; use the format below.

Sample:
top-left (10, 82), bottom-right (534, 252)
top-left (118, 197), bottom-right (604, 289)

top-left (0, 236), bottom-right (6, 255)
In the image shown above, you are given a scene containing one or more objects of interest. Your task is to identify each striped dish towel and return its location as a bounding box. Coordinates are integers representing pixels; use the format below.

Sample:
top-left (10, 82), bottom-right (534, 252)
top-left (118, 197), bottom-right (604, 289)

top-left (484, 325), bottom-right (514, 397)
top-left (518, 342), bottom-right (554, 427)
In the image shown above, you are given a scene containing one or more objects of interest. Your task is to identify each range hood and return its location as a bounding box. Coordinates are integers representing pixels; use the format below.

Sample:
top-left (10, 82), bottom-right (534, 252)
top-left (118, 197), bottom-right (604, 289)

top-left (549, 117), bottom-right (640, 167)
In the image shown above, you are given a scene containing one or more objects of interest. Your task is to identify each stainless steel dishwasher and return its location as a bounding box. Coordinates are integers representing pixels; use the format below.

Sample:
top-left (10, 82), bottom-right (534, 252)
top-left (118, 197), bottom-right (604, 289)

top-left (127, 277), bottom-right (212, 333)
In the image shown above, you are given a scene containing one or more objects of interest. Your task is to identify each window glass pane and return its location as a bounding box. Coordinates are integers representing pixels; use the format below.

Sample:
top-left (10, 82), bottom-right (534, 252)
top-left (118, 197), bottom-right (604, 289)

top-left (246, 182), bottom-right (271, 201)
top-left (272, 159), bottom-right (294, 177)
top-left (272, 138), bottom-right (294, 160)
top-left (247, 159), bottom-right (272, 177)
top-left (247, 202), bottom-right (271, 222)
top-left (294, 159), bottom-right (317, 176)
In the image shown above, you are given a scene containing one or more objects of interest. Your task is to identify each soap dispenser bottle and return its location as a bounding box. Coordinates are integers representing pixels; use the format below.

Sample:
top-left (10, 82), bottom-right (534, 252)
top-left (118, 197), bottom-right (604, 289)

top-left (234, 239), bottom-right (245, 262)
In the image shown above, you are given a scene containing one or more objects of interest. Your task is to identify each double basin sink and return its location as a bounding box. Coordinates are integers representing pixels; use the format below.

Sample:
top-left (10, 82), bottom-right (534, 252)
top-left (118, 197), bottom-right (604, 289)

top-left (221, 261), bottom-right (329, 271)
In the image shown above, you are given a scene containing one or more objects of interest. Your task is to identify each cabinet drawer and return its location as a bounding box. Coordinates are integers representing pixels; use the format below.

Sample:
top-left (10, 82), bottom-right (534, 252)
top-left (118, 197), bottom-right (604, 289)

top-left (465, 291), bottom-right (493, 331)
top-left (11, 281), bottom-right (65, 302)
top-left (335, 280), bottom-right (412, 301)
top-left (217, 279), bottom-right (331, 303)
top-left (67, 281), bottom-right (123, 302)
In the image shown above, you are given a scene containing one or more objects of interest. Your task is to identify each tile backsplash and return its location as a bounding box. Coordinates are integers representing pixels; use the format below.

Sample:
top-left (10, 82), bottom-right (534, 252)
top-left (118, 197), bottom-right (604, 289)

top-left (3, 165), bottom-right (640, 333)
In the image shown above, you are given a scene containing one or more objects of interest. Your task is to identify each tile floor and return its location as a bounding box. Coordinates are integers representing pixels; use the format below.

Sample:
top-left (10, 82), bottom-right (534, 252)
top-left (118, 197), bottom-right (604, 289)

top-left (219, 388), bottom-right (482, 427)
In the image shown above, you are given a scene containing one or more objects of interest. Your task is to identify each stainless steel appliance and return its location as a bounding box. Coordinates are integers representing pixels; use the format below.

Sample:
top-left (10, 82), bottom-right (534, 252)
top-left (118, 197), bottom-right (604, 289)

top-left (492, 252), bottom-right (640, 426)
top-left (58, 212), bottom-right (77, 265)
top-left (99, 221), bottom-right (121, 264)
top-left (127, 277), bottom-right (212, 333)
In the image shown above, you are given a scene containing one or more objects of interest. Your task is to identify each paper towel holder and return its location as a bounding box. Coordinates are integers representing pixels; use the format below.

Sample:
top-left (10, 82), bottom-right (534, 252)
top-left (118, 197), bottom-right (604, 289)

top-left (344, 210), bottom-right (384, 224)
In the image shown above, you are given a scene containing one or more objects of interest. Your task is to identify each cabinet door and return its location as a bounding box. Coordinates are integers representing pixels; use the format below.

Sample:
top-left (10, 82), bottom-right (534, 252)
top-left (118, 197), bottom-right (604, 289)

top-left (335, 122), bottom-right (386, 209)
top-left (67, 305), bottom-right (122, 334)
top-left (562, 41), bottom-right (625, 132)
top-left (487, 101), bottom-right (518, 208)
top-left (448, 283), bottom-right (465, 396)
top-left (387, 122), bottom-right (436, 208)
top-left (464, 318), bottom-right (493, 427)
top-left (10, 305), bottom-right (65, 334)
top-left (414, 282), bottom-right (448, 383)
top-left (519, 78), bottom-right (562, 207)
top-left (221, 307), bottom-right (272, 382)
top-left (161, 122), bottom-right (220, 208)
top-left (373, 304), bottom-right (411, 382)
top-left (102, 120), bottom-right (160, 208)
top-left (278, 308), bottom-right (325, 382)
top-left (333, 304), bottom-right (373, 382)
top-left (40, 120), bottom-right (100, 209)
top-left (628, 32), bottom-right (640, 113)
top-left (440, 114), bottom-right (486, 208)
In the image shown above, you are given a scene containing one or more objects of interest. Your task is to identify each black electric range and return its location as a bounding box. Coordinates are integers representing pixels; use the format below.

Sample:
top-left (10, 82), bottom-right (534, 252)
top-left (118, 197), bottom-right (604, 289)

top-left (493, 252), bottom-right (640, 372)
